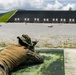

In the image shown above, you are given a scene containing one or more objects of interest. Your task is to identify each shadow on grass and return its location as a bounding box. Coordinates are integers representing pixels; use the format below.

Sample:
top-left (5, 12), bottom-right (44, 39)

top-left (11, 60), bottom-right (41, 72)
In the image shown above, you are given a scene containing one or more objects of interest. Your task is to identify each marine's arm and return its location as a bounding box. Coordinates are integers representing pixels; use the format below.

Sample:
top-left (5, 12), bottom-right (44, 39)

top-left (27, 50), bottom-right (44, 63)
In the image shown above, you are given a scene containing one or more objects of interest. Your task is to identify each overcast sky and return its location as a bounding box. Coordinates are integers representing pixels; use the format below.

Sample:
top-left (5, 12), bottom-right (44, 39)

top-left (0, 0), bottom-right (76, 13)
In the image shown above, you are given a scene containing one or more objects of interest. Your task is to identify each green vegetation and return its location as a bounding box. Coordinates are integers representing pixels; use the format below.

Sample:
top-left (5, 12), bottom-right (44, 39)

top-left (11, 49), bottom-right (64, 75)
top-left (0, 13), bottom-right (5, 17)
top-left (0, 42), bottom-right (7, 47)
top-left (36, 41), bottom-right (76, 48)
top-left (62, 41), bottom-right (76, 48)
top-left (0, 10), bottom-right (17, 23)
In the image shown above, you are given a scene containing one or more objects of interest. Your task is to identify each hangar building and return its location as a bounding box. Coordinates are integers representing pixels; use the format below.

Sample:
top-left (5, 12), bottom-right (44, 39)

top-left (8, 10), bottom-right (76, 23)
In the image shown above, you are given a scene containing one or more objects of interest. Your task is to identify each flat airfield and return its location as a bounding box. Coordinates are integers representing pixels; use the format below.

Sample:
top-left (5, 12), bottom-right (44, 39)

top-left (0, 23), bottom-right (76, 47)
top-left (0, 23), bottom-right (76, 75)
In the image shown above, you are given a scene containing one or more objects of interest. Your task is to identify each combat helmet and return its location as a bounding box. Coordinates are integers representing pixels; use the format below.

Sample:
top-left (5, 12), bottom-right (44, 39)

top-left (17, 34), bottom-right (32, 46)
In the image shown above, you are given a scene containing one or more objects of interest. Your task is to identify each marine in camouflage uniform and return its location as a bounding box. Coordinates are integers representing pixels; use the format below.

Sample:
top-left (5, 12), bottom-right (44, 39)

top-left (0, 34), bottom-right (44, 75)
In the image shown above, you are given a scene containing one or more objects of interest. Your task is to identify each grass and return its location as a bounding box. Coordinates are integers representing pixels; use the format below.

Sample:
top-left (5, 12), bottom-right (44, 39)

top-left (0, 42), bottom-right (7, 47)
top-left (62, 41), bottom-right (76, 48)
top-left (36, 41), bottom-right (76, 48)
top-left (0, 10), bottom-right (17, 23)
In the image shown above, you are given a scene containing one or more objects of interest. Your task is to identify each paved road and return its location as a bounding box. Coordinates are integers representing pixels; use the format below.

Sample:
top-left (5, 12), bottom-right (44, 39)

top-left (64, 49), bottom-right (76, 75)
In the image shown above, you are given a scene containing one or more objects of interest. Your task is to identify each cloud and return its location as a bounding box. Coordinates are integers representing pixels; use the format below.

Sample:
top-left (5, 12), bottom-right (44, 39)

top-left (0, 0), bottom-right (20, 13)
top-left (0, 0), bottom-right (76, 13)
top-left (30, 0), bottom-right (44, 8)
top-left (44, 0), bottom-right (63, 10)
top-left (0, 0), bottom-right (44, 13)
top-left (44, 0), bottom-right (76, 10)
top-left (62, 3), bottom-right (76, 10)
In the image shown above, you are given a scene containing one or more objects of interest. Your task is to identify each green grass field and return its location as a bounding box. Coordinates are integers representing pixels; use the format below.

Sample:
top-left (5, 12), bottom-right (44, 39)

top-left (11, 49), bottom-right (64, 75)
top-left (0, 10), bottom-right (17, 23)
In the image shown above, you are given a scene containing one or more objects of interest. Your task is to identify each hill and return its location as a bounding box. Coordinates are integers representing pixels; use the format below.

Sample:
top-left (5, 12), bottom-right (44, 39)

top-left (0, 13), bottom-right (5, 17)
top-left (0, 10), bottom-right (17, 23)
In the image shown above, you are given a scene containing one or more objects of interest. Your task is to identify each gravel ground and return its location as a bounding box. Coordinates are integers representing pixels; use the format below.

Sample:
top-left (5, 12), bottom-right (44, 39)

top-left (0, 23), bottom-right (76, 48)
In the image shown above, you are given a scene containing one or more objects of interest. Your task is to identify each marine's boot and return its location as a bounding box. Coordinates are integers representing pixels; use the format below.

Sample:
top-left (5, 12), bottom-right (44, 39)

top-left (0, 60), bottom-right (9, 75)
top-left (0, 67), bottom-right (8, 75)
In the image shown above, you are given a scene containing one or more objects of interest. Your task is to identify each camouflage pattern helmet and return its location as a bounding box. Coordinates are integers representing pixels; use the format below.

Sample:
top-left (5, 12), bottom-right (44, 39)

top-left (17, 34), bottom-right (32, 46)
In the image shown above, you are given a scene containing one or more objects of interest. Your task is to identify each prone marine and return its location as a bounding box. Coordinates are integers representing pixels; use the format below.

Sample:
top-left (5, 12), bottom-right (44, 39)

top-left (0, 34), bottom-right (44, 75)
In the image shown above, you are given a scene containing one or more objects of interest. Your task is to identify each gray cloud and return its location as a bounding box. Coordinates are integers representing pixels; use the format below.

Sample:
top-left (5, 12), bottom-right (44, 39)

top-left (0, 0), bottom-right (76, 13)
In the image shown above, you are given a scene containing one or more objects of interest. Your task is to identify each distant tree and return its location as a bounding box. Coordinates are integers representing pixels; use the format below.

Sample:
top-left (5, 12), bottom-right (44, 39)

top-left (69, 7), bottom-right (72, 11)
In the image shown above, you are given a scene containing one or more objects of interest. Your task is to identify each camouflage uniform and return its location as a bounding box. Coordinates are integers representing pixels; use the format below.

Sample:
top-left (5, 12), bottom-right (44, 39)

top-left (0, 34), bottom-right (43, 75)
